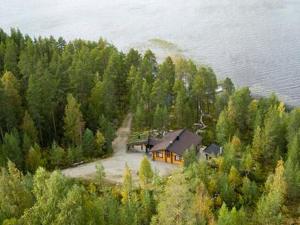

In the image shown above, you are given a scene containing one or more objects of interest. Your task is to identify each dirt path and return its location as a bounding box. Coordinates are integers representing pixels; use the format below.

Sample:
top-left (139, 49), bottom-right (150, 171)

top-left (62, 114), bottom-right (178, 183)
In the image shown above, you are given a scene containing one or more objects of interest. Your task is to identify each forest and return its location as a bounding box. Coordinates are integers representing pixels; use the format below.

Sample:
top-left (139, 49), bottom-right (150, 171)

top-left (0, 28), bottom-right (299, 224)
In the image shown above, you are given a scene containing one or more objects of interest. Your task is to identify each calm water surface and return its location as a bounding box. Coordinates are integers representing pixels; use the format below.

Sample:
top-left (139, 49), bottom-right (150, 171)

top-left (1, 0), bottom-right (300, 105)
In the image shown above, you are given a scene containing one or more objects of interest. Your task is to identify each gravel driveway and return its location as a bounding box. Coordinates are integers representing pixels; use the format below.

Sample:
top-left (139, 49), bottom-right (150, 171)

top-left (62, 114), bottom-right (178, 183)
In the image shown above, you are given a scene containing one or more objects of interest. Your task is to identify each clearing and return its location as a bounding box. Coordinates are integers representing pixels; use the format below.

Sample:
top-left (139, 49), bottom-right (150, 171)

top-left (62, 114), bottom-right (178, 183)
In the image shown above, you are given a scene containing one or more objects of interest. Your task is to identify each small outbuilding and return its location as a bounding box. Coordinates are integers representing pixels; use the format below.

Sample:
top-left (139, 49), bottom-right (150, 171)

top-left (203, 143), bottom-right (223, 159)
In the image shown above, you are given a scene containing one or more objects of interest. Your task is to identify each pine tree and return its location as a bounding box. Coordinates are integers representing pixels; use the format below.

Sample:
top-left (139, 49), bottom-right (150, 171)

top-left (192, 183), bottom-right (215, 225)
top-left (1, 71), bottom-right (22, 131)
top-left (1, 130), bottom-right (23, 169)
top-left (98, 115), bottom-right (115, 153)
top-left (153, 105), bottom-right (168, 131)
top-left (285, 133), bottom-right (300, 199)
top-left (255, 160), bottom-right (287, 225)
top-left (82, 128), bottom-right (95, 157)
top-left (25, 144), bottom-right (42, 173)
top-left (140, 50), bottom-right (157, 84)
top-left (286, 108), bottom-right (300, 143)
top-left (129, 67), bottom-right (142, 112)
top-left (191, 73), bottom-right (205, 122)
top-left (21, 111), bottom-right (38, 143)
top-left (4, 39), bottom-right (18, 76)
top-left (63, 94), bottom-right (85, 146)
top-left (154, 173), bottom-right (194, 225)
top-left (173, 80), bottom-right (192, 128)
top-left (217, 203), bottom-right (246, 225)
top-left (216, 110), bottom-right (233, 145)
top-left (121, 164), bottom-right (133, 204)
top-left (95, 130), bottom-right (105, 156)
top-left (139, 156), bottom-right (153, 188)
top-left (88, 80), bottom-right (104, 129)
top-left (157, 56), bottom-right (175, 104)
top-left (0, 161), bottom-right (33, 223)
top-left (125, 49), bottom-right (141, 73)
top-left (95, 163), bottom-right (106, 188)
top-left (53, 185), bottom-right (86, 225)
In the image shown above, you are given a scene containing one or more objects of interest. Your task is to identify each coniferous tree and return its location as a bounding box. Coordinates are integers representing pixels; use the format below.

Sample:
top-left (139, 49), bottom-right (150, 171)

top-left (0, 161), bottom-right (33, 224)
top-left (4, 39), bottom-right (18, 76)
top-left (88, 80), bottom-right (104, 130)
top-left (63, 94), bottom-right (85, 146)
top-left (285, 133), bottom-right (300, 199)
top-left (82, 128), bottom-right (95, 157)
top-left (1, 130), bottom-right (22, 169)
top-left (153, 173), bottom-right (194, 225)
top-left (95, 130), bottom-right (105, 156)
top-left (25, 144), bottom-right (42, 173)
top-left (254, 160), bottom-right (287, 225)
top-left (140, 50), bottom-right (157, 85)
top-left (1, 71), bottom-right (22, 131)
top-left (139, 156), bottom-right (153, 188)
top-left (153, 105), bottom-right (168, 131)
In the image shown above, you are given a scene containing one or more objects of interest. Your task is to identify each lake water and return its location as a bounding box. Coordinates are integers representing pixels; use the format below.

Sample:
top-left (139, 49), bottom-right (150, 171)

top-left (1, 0), bottom-right (300, 105)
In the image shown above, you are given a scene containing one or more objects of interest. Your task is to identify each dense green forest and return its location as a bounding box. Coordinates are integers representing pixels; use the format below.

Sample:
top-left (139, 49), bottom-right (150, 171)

top-left (0, 28), bottom-right (299, 224)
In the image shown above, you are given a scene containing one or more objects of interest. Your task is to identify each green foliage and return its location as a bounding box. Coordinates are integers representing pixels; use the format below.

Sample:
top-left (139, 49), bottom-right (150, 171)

top-left (153, 105), bottom-right (168, 131)
top-left (1, 71), bottom-right (22, 131)
top-left (95, 163), bottom-right (106, 188)
top-left (0, 28), bottom-right (299, 224)
top-left (139, 156), bottom-right (153, 187)
top-left (153, 173), bottom-right (194, 225)
top-left (63, 94), bottom-right (85, 146)
top-left (254, 160), bottom-right (287, 225)
top-left (285, 133), bottom-right (300, 199)
top-left (121, 164), bottom-right (133, 204)
top-left (1, 130), bottom-right (22, 169)
top-left (217, 203), bottom-right (246, 225)
top-left (0, 161), bottom-right (33, 223)
top-left (183, 146), bottom-right (198, 168)
top-left (49, 143), bottom-right (65, 168)
top-left (95, 130), bottom-right (105, 156)
top-left (25, 144), bottom-right (42, 173)
top-left (82, 128), bottom-right (95, 157)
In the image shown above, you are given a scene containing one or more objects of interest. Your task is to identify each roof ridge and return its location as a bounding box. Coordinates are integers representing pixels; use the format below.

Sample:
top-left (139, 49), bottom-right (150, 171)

top-left (166, 128), bottom-right (186, 151)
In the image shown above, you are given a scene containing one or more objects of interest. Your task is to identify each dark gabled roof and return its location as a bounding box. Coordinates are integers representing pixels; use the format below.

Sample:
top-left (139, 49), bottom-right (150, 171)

top-left (148, 137), bottom-right (161, 146)
top-left (203, 143), bottom-right (222, 156)
top-left (150, 129), bottom-right (202, 155)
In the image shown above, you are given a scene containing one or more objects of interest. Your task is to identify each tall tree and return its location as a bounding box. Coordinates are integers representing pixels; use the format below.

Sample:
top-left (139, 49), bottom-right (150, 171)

top-left (1, 130), bottom-right (23, 169)
top-left (88, 80), bottom-right (104, 129)
top-left (0, 161), bottom-right (33, 224)
top-left (1, 71), bottom-right (22, 131)
top-left (121, 164), bottom-right (133, 204)
top-left (152, 173), bottom-right (194, 225)
top-left (153, 105), bottom-right (168, 131)
top-left (63, 94), bottom-right (85, 146)
top-left (254, 160), bottom-right (287, 225)
top-left (140, 50), bottom-right (157, 85)
top-left (285, 133), bottom-right (300, 199)
top-left (26, 62), bottom-right (58, 144)
top-left (173, 80), bottom-right (192, 128)
top-left (4, 39), bottom-right (18, 76)
top-left (139, 156), bottom-right (153, 188)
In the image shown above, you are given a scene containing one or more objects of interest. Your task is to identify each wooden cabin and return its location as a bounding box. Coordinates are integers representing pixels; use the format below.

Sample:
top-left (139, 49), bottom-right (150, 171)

top-left (150, 129), bottom-right (202, 165)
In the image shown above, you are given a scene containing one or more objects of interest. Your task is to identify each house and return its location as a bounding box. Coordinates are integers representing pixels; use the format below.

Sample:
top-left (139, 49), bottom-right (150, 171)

top-left (150, 129), bottom-right (202, 165)
top-left (203, 143), bottom-right (222, 159)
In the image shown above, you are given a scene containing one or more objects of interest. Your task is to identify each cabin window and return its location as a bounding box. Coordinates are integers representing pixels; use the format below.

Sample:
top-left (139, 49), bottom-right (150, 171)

top-left (165, 151), bottom-right (170, 157)
top-left (156, 152), bottom-right (163, 158)
top-left (175, 155), bottom-right (182, 161)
